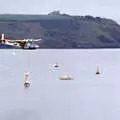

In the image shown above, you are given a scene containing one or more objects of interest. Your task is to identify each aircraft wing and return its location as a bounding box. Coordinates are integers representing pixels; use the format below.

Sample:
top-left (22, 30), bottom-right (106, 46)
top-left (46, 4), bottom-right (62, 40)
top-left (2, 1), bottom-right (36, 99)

top-left (14, 39), bottom-right (42, 42)
top-left (5, 38), bottom-right (42, 43)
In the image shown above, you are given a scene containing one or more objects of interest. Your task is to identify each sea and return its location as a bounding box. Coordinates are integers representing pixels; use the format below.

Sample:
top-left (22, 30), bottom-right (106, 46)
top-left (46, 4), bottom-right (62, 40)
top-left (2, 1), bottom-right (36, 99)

top-left (0, 49), bottom-right (120, 120)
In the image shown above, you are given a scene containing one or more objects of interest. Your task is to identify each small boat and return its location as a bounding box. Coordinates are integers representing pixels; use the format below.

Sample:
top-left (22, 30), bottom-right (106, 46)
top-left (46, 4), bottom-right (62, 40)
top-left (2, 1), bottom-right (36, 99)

top-left (23, 43), bottom-right (39, 50)
top-left (60, 75), bottom-right (73, 80)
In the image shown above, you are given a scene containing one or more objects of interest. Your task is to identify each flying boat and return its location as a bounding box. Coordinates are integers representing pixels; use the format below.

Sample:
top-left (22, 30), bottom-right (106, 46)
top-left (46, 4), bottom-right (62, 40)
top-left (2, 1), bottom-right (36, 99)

top-left (0, 34), bottom-right (41, 49)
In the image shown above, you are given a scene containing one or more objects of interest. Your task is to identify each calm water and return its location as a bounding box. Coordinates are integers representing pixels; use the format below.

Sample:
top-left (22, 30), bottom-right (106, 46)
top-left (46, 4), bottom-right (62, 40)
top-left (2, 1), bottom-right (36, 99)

top-left (0, 49), bottom-right (120, 120)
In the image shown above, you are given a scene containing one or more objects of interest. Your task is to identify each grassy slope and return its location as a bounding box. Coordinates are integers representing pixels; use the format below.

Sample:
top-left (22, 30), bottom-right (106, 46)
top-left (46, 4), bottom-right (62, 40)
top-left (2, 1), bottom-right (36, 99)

top-left (0, 14), bottom-right (120, 48)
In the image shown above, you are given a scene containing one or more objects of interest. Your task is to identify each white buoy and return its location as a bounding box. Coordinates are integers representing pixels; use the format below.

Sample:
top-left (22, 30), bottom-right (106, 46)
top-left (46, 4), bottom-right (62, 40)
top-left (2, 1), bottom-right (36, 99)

top-left (24, 72), bottom-right (30, 88)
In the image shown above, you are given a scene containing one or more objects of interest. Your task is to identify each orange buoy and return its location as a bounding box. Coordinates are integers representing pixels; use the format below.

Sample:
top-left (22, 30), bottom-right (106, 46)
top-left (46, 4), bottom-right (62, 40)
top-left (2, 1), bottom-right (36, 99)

top-left (60, 75), bottom-right (73, 80)
top-left (96, 66), bottom-right (100, 74)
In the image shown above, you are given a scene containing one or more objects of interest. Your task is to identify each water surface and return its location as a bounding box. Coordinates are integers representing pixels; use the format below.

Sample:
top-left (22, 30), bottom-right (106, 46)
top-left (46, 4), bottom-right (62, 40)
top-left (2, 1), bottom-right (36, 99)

top-left (0, 49), bottom-right (120, 120)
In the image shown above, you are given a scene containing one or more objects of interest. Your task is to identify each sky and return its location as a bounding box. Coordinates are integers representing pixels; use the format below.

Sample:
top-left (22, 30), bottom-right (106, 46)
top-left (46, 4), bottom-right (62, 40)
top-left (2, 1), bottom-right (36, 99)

top-left (0, 0), bottom-right (120, 23)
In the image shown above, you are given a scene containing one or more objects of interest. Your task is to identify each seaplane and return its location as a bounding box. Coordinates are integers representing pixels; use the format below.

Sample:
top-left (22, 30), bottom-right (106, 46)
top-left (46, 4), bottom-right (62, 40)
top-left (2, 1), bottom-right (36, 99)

top-left (0, 34), bottom-right (41, 49)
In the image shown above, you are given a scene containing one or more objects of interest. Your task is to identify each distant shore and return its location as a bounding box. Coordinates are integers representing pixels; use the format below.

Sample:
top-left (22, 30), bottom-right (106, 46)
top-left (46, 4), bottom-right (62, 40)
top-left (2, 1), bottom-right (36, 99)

top-left (0, 14), bottom-right (119, 48)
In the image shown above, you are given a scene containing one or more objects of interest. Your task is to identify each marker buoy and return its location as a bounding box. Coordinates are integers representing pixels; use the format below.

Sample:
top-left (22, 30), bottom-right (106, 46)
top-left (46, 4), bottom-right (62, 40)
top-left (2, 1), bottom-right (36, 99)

top-left (54, 62), bottom-right (59, 68)
top-left (24, 72), bottom-right (30, 88)
top-left (24, 82), bottom-right (30, 88)
top-left (96, 66), bottom-right (100, 74)
top-left (60, 75), bottom-right (73, 80)
top-left (50, 62), bottom-right (60, 71)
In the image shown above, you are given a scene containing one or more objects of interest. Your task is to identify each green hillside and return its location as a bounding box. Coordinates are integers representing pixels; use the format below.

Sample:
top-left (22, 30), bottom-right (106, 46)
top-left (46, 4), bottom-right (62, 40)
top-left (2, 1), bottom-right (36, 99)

top-left (0, 13), bottom-right (120, 48)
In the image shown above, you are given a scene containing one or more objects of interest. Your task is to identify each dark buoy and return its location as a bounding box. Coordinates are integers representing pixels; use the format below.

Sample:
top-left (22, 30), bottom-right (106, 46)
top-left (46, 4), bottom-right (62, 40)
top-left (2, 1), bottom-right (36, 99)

top-left (96, 66), bottom-right (100, 74)
top-left (24, 82), bottom-right (30, 88)
top-left (51, 62), bottom-right (60, 70)
top-left (54, 62), bottom-right (59, 68)
top-left (24, 72), bottom-right (30, 88)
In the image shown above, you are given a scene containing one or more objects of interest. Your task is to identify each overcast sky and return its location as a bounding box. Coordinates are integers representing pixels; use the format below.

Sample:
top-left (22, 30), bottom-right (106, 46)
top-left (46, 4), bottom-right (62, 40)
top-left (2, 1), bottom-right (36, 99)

top-left (0, 0), bottom-right (120, 23)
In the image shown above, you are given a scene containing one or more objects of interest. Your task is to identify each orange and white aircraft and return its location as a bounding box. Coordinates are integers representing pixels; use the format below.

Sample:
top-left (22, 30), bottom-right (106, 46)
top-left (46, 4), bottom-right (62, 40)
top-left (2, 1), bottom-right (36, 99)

top-left (0, 34), bottom-right (41, 49)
